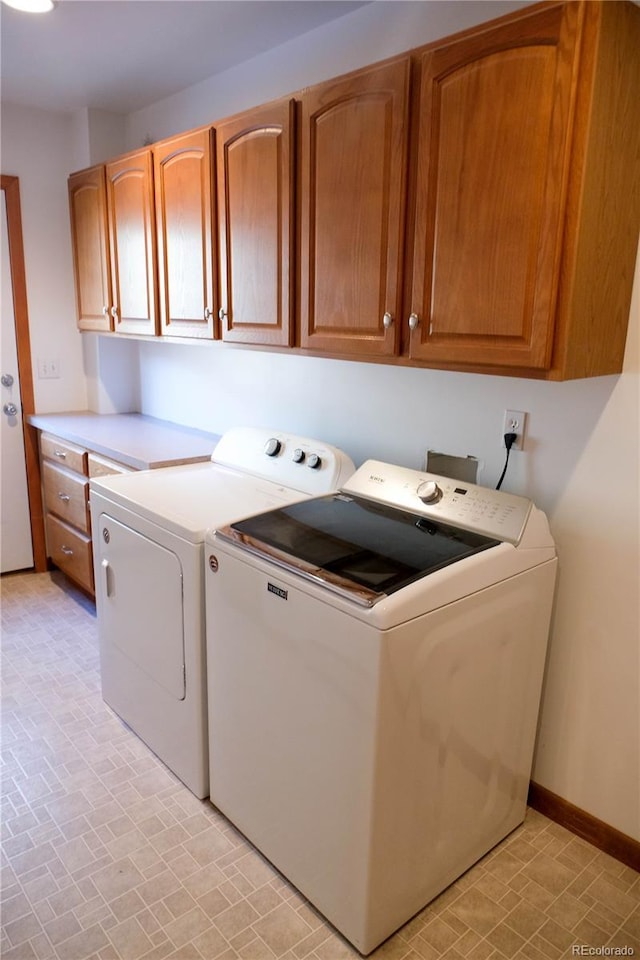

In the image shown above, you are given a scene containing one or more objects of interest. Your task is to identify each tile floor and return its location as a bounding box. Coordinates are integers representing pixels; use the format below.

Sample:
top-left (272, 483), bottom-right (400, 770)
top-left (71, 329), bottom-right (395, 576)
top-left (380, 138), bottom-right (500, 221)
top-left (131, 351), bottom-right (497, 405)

top-left (1, 570), bottom-right (639, 960)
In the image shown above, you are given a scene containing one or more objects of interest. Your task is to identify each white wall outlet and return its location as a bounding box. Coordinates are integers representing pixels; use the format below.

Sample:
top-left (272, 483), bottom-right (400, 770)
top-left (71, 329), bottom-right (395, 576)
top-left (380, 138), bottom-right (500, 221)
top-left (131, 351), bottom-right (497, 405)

top-left (502, 409), bottom-right (527, 450)
top-left (37, 358), bottom-right (60, 379)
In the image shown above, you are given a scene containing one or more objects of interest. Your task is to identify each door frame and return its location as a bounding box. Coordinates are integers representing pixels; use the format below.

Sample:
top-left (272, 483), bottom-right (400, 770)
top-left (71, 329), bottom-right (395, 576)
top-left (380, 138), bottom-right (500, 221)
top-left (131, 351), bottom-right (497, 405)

top-left (2, 174), bottom-right (47, 572)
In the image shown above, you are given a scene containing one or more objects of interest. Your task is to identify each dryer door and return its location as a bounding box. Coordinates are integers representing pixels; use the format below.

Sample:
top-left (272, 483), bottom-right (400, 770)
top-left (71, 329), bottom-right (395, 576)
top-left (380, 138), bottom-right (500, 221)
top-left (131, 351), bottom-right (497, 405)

top-left (96, 513), bottom-right (185, 700)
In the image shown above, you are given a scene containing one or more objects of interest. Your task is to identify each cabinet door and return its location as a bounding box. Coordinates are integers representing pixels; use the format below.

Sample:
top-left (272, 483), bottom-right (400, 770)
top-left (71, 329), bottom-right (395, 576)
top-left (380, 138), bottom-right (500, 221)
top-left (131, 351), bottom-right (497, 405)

top-left (408, 4), bottom-right (581, 369)
top-left (68, 166), bottom-right (112, 332)
top-left (299, 58), bottom-right (409, 356)
top-left (154, 128), bottom-right (216, 338)
top-left (216, 100), bottom-right (294, 346)
top-left (106, 150), bottom-right (158, 336)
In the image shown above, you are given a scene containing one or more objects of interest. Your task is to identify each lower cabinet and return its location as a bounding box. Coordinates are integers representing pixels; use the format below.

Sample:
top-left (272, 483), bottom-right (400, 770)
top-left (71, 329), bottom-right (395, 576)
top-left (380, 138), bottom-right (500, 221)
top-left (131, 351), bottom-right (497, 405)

top-left (40, 433), bottom-right (134, 596)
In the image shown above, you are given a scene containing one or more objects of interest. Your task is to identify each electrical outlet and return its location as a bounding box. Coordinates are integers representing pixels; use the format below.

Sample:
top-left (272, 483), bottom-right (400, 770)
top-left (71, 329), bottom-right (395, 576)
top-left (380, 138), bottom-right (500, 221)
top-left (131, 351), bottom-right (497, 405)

top-left (502, 409), bottom-right (527, 450)
top-left (38, 358), bottom-right (60, 379)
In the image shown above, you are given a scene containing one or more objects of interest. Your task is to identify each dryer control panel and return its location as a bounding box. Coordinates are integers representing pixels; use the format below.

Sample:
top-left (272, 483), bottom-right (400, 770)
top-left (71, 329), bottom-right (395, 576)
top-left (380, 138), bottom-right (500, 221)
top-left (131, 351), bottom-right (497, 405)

top-left (343, 460), bottom-right (532, 545)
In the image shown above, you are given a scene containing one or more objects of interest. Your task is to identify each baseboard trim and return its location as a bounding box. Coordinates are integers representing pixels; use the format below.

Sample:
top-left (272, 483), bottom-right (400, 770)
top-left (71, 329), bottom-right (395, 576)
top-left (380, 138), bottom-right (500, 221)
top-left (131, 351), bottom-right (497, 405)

top-left (528, 781), bottom-right (640, 872)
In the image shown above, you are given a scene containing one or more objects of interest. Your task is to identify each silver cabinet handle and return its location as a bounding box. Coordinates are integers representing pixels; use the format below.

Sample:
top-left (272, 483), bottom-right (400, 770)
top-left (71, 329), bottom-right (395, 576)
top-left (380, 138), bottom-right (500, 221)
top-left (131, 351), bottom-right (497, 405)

top-left (102, 306), bottom-right (109, 316)
top-left (57, 492), bottom-right (71, 502)
top-left (408, 312), bottom-right (420, 330)
top-left (383, 312), bottom-right (393, 329)
top-left (61, 545), bottom-right (74, 556)
top-left (204, 307), bottom-right (213, 320)
top-left (3, 403), bottom-right (18, 416)
top-left (111, 306), bottom-right (118, 318)
top-left (53, 449), bottom-right (67, 459)
top-left (218, 307), bottom-right (228, 321)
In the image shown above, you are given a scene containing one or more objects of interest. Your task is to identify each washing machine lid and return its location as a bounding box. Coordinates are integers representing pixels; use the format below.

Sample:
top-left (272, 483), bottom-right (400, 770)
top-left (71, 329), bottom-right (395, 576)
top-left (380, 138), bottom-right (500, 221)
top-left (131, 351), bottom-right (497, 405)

top-left (216, 493), bottom-right (499, 606)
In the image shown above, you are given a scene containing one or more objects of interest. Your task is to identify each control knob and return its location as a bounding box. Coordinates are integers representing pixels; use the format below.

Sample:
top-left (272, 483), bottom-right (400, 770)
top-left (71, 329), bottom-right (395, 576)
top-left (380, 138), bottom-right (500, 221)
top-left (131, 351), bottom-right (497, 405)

top-left (417, 480), bottom-right (442, 504)
top-left (307, 453), bottom-right (322, 470)
top-left (292, 448), bottom-right (305, 463)
top-left (264, 438), bottom-right (282, 457)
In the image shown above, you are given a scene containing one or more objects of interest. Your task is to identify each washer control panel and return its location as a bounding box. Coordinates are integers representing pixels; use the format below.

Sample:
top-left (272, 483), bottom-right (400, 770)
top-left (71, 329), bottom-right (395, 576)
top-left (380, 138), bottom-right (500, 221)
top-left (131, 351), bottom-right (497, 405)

top-left (343, 459), bottom-right (532, 544)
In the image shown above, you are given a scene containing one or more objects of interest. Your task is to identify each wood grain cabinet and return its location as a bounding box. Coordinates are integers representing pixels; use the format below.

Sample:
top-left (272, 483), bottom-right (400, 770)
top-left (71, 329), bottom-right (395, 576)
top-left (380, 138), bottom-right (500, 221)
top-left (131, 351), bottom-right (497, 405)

top-left (154, 127), bottom-right (217, 339)
top-left (40, 434), bottom-right (94, 594)
top-left (69, 151), bottom-right (158, 336)
top-left (66, 1), bottom-right (639, 378)
top-left (299, 58), bottom-right (410, 358)
top-left (216, 99), bottom-right (295, 347)
top-left (40, 435), bottom-right (134, 596)
top-left (68, 166), bottom-right (112, 331)
top-left (105, 149), bottom-right (158, 335)
top-left (405, 0), bottom-right (640, 378)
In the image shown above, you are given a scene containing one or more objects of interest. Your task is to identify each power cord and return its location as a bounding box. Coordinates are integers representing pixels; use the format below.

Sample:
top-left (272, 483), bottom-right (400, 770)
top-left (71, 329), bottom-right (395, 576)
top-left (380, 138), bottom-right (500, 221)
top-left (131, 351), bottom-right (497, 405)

top-left (496, 432), bottom-right (518, 490)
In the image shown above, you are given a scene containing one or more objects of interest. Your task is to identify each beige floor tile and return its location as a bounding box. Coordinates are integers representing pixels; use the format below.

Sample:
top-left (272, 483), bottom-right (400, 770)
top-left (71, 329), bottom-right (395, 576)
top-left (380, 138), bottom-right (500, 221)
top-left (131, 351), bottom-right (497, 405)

top-left (2, 572), bottom-right (638, 960)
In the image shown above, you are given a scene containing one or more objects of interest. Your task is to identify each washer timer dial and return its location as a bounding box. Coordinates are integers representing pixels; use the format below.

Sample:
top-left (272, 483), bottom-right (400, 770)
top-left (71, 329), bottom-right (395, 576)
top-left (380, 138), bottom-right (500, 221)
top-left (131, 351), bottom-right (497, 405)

top-left (417, 480), bottom-right (442, 504)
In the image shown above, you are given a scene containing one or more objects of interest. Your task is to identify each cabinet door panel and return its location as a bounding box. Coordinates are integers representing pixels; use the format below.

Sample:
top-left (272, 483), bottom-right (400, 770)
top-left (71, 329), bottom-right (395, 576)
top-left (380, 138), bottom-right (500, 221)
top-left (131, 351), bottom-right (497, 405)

top-left (154, 129), bottom-right (215, 338)
top-left (68, 167), bottom-right (112, 332)
top-left (106, 150), bottom-right (158, 336)
top-left (409, 4), bottom-right (580, 368)
top-left (217, 100), bottom-right (294, 346)
top-left (300, 59), bottom-right (409, 356)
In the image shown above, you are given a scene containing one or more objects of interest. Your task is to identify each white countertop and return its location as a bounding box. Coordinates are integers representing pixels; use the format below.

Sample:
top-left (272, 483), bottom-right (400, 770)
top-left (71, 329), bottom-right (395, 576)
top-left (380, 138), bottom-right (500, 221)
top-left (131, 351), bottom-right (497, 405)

top-left (27, 412), bottom-right (220, 470)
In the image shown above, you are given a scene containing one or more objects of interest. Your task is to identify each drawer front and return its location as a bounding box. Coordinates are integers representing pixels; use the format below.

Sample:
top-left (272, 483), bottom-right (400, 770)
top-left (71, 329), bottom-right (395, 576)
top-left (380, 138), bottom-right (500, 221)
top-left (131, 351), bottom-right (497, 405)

top-left (42, 461), bottom-right (90, 532)
top-left (41, 434), bottom-right (87, 475)
top-left (46, 514), bottom-right (94, 594)
top-left (88, 453), bottom-right (134, 478)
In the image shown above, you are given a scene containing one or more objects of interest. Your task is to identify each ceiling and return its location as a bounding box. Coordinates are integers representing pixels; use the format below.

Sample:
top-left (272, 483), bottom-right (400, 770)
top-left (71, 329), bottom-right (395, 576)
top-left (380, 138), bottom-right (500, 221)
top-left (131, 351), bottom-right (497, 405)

top-left (0, 0), bottom-right (369, 113)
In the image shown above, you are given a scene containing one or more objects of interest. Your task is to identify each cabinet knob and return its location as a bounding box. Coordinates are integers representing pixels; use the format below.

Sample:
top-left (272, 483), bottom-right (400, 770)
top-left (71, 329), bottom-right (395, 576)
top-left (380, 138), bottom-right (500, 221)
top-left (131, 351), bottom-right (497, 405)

top-left (218, 307), bottom-right (228, 321)
top-left (408, 312), bottom-right (420, 330)
top-left (204, 307), bottom-right (213, 320)
top-left (102, 306), bottom-right (109, 316)
top-left (383, 312), bottom-right (393, 329)
top-left (110, 306), bottom-right (118, 318)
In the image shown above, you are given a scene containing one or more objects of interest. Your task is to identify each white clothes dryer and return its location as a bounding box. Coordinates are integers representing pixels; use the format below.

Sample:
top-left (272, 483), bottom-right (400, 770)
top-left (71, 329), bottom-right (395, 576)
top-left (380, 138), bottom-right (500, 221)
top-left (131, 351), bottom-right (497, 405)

top-left (205, 459), bottom-right (557, 954)
top-left (89, 427), bottom-right (354, 799)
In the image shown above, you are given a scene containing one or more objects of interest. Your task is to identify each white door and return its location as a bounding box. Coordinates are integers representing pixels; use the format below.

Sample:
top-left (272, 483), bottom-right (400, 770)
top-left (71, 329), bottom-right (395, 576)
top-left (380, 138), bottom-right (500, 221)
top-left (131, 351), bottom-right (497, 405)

top-left (1, 188), bottom-right (33, 573)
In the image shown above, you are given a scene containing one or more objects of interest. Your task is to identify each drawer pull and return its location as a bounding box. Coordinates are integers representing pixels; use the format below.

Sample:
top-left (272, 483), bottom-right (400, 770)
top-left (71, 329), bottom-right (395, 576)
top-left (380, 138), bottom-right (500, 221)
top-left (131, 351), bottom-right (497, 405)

top-left (60, 545), bottom-right (74, 556)
top-left (57, 492), bottom-right (71, 502)
top-left (53, 449), bottom-right (67, 459)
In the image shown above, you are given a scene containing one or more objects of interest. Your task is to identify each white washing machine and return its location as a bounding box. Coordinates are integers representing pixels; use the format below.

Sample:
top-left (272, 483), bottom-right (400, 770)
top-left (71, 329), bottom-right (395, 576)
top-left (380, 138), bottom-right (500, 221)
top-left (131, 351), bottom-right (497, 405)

top-left (205, 459), bottom-right (557, 954)
top-left (89, 427), bottom-right (354, 799)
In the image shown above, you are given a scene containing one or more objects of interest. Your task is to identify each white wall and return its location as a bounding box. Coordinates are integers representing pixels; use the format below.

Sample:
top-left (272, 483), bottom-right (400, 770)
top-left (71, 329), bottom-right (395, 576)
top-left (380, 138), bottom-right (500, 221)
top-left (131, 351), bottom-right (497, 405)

top-left (123, 0), bottom-right (640, 842)
top-left (1, 102), bottom-right (87, 413)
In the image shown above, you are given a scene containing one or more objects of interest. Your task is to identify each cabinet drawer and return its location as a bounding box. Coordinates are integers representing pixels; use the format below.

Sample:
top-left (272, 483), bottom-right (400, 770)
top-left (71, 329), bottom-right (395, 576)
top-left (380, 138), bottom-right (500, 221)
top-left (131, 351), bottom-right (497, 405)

top-left (46, 514), bottom-right (94, 594)
top-left (40, 434), bottom-right (87, 475)
top-left (42, 461), bottom-right (90, 532)
top-left (88, 452), bottom-right (134, 478)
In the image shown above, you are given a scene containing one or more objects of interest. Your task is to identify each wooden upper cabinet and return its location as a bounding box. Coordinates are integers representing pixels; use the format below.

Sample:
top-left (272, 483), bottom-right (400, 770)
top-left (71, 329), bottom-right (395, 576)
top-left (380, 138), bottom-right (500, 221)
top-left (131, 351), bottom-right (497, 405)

top-left (216, 100), bottom-right (294, 346)
top-left (408, 3), bottom-right (579, 369)
top-left (105, 150), bottom-right (158, 336)
top-left (299, 58), bottom-right (410, 356)
top-left (154, 128), bottom-right (216, 339)
top-left (68, 166), bottom-right (112, 332)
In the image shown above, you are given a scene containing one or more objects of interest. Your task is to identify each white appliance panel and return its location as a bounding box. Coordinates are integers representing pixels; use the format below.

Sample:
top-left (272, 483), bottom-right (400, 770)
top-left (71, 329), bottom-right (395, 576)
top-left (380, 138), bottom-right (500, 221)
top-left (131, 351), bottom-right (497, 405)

top-left (98, 514), bottom-right (185, 700)
top-left (89, 427), bottom-right (355, 799)
top-left (205, 456), bottom-right (557, 953)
